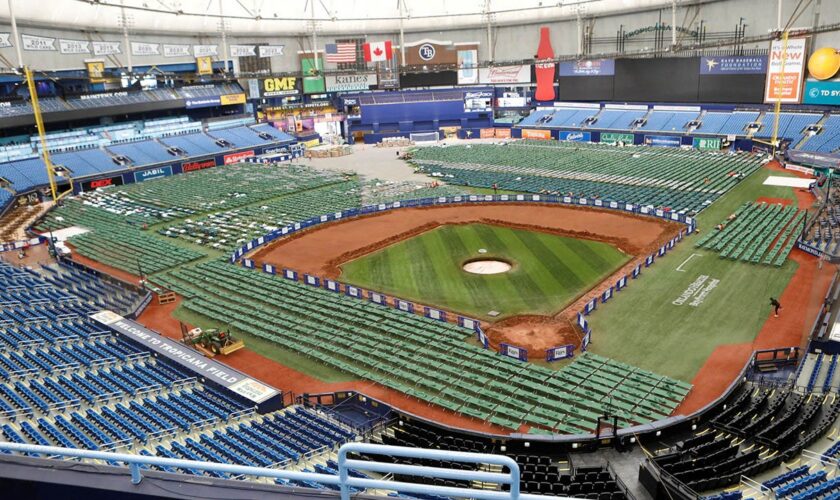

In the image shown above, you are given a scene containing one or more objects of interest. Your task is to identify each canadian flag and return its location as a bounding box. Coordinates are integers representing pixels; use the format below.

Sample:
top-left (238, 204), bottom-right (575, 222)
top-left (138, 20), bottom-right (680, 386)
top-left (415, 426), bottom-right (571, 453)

top-left (363, 41), bottom-right (392, 62)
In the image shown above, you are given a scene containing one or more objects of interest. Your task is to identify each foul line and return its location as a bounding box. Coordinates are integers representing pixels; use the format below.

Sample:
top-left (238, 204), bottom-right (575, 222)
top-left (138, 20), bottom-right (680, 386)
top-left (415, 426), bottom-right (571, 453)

top-left (676, 253), bottom-right (702, 272)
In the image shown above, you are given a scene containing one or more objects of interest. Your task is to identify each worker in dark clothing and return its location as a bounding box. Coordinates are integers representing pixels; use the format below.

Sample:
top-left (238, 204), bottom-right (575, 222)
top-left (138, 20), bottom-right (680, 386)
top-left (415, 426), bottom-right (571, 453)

top-left (770, 297), bottom-right (782, 318)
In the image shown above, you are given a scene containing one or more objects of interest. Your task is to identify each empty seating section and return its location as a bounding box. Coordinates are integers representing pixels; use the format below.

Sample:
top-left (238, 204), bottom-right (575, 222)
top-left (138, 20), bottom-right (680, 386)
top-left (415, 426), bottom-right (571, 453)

top-left (150, 259), bottom-right (690, 433)
top-left (370, 420), bottom-right (629, 498)
top-left (0, 260), bottom-right (356, 480)
top-left (159, 180), bottom-right (362, 250)
top-left (413, 141), bottom-right (763, 213)
top-left (653, 382), bottom-right (840, 493)
top-left (695, 202), bottom-right (804, 266)
top-left (638, 111), bottom-right (698, 132)
top-left (251, 123), bottom-right (296, 142)
top-left (0, 158), bottom-right (53, 193)
top-left (33, 163), bottom-right (352, 273)
top-left (108, 141), bottom-right (177, 165)
top-left (753, 112), bottom-right (821, 140)
top-left (208, 126), bottom-right (273, 147)
top-left (593, 109), bottom-right (647, 130)
top-left (800, 115), bottom-right (840, 153)
top-left (159, 131), bottom-right (225, 155)
top-left (518, 108), bottom-right (596, 128)
top-left (697, 112), bottom-right (759, 136)
top-left (52, 149), bottom-right (120, 177)
top-left (795, 353), bottom-right (840, 393)
top-left (0, 105), bottom-right (293, 195)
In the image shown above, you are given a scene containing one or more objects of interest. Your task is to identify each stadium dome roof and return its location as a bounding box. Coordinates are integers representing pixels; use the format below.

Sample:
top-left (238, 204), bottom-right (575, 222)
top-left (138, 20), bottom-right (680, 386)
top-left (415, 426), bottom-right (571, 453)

top-left (4, 0), bottom-right (684, 36)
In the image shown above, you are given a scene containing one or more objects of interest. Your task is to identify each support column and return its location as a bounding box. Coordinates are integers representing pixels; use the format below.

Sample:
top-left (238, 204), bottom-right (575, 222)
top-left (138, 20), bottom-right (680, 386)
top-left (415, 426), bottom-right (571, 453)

top-left (7, 0), bottom-right (23, 68)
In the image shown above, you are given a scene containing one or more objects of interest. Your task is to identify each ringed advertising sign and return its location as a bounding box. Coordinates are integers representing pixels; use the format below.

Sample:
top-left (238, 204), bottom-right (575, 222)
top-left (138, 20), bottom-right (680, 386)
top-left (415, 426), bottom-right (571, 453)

top-left (133, 165), bottom-right (173, 183)
top-left (223, 150), bottom-right (256, 165)
top-left (182, 159), bottom-right (216, 173)
top-left (764, 37), bottom-right (807, 103)
top-left (522, 129), bottom-right (552, 140)
top-left (261, 77), bottom-right (299, 97)
top-left (79, 175), bottom-right (123, 192)
top-left (558, 131), bottom-right (591, 142)
top-left (478, 65), bottom-right (531, 84)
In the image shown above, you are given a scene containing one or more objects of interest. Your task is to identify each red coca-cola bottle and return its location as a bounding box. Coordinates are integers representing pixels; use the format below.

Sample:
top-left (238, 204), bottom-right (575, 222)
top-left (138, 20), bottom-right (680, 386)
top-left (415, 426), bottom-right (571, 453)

top-left (534, 27), bottom-right (556, 102)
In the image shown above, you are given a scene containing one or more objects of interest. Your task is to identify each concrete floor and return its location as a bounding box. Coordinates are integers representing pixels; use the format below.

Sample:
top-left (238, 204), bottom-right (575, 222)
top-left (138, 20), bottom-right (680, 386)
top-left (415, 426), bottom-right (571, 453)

top-left (302, 138), bottom-right (509, 184)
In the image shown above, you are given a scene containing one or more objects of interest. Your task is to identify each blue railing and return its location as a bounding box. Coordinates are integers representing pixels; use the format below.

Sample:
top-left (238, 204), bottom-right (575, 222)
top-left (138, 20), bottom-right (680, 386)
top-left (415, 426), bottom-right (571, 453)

top-left (0, 441), bottom-right (561, 500)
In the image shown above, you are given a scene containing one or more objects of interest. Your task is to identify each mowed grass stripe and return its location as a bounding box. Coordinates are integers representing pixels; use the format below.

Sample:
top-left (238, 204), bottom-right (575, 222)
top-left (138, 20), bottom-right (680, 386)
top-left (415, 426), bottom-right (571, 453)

top-left (476, 224), bottom-right (563, 304)
top-left (512, 229), bottom-right (587, 291)
top-left (463, 224), bottom-right (534, 312)
top-left (424, 226), bottom-right (486, 308)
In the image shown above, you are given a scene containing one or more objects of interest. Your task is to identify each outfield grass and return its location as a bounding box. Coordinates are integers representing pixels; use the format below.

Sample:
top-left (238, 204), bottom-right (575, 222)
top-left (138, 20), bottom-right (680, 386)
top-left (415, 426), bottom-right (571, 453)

top-left (586, 167), bottom-right (801, 382)
top-left (340, 223), bottom-right (630, 320)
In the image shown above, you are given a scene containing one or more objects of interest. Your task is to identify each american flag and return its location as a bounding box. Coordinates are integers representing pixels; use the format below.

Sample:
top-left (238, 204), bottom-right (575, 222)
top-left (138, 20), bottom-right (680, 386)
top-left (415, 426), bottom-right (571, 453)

top-left (325, 43), bottom-right (357, 63)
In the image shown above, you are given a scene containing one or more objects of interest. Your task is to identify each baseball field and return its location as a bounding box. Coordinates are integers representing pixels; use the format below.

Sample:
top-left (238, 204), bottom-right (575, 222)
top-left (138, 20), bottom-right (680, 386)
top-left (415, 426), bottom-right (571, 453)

top-left (339, 223), bottom-right (631, 320)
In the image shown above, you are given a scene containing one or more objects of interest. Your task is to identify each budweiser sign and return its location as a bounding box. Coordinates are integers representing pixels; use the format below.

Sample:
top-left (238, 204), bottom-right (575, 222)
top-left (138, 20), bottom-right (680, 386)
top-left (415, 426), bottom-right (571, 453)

top-left (479, 65), bottom-right (531, 84)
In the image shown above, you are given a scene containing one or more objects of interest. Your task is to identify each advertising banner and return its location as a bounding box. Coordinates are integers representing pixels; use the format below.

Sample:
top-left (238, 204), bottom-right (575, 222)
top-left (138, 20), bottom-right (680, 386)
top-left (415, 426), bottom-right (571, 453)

top-left (219, 93), bottom-right (246, 105)
top-left (91, 310), bottom-right (280, 403)
top-left (693, 137), bottom-right (722, 150)
top-left (300, 53), bottom-right (326, 94)
top-left (700, 55), bottom-right (767, 75)
top-left (457, 49), bottom-right (479, 85)
top-left (479, 65), bottom-right (531, 84)
top-left (804, 80), bottom-right (840, 105)
top-left (496, 96), bottom-right (528, 107)
top-left (480, 128), bottom-right (495, 139)
top-left (260, 77), bottom-right (299, 97)
top-left (558, 131), bottom-right (591, 142)
top-left (522, 129), bottom-right (552, 140)
top-left (534, 27), bottom-right (555, 101)
top-left (558, 59), bottom-right (615, 76)
top-left (0, 33), bottom-right (11, 48)
top-left (133, 165), bottom-right (172, 183)
top-left (181, 159), bottom-right (216, 173)
top-left (223, 150), bottom-right (255, 165)
top-left (495, 128), bottom-right (512, 138)
top-left (644, 135), bottom-right (681, 147)
top-left (600, 132), bottom-right (634, 144)
top-left (764, 37), bottom-right (807, 103)
top-left (79, 175), bottom-right (123, 192)
top-left (325, 73), bottom-right (377, 92)
top-left (464, 90), bottom-right (494, 113)
top-left (185, 96), bottom-right (221, 109)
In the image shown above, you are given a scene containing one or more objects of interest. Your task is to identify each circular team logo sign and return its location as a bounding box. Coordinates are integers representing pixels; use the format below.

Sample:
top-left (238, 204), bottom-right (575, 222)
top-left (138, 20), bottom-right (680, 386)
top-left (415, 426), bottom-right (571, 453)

top-left (418, 43), bottom-right (436, 61)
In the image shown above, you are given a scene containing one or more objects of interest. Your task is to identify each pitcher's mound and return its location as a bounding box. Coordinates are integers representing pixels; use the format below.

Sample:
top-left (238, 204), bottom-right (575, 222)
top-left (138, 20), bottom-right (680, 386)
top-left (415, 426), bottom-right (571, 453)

top-left (463, 259), bottom-right (512, 275)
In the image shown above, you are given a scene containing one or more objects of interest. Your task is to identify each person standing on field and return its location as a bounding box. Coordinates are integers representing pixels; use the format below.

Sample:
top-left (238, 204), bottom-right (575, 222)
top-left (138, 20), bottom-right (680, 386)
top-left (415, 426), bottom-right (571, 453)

top-left (770, 297), bottom-right (782, 318)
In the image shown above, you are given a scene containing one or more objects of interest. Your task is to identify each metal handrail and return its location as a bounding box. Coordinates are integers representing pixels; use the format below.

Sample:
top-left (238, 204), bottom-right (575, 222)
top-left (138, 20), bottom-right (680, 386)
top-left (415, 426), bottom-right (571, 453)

top-left (0, 441), bottom-right (561, 500)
